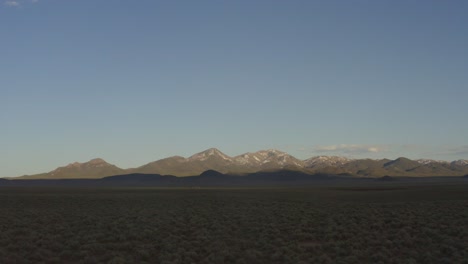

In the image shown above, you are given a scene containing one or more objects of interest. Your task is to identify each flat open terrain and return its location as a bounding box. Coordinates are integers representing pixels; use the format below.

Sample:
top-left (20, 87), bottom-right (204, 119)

top-left (1, 183), bottom-right (467, 263)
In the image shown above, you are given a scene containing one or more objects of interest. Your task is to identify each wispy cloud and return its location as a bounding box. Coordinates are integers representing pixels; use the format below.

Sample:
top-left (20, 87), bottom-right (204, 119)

top-left (298, 144), bottom-right (468, 160)
top-left (4, 0), bottom-right (20, 6)
top-left (313, 144), bottom-right (387, 155)
top-left (4, 0), bottom-right (39, 7)
top-left (449, 145), bottom-right (468, 156)
top-left (424, 145), bottom-right (468, 158)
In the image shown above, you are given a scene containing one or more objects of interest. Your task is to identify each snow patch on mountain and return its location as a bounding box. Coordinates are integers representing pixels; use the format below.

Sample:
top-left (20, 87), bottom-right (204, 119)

top-left (188, 148), bottom-right (232, 162)
top-left (303, 156), bottom-right (352, 168)
top-left (232, 149), bottom-right (303, 168)
top-left (416, 159), bottom-right (449, 165)
top-left (451, 160), bottom-right (468, 166)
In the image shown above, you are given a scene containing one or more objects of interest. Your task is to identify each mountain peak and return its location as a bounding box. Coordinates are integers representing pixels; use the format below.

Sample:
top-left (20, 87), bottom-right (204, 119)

top-left (262, 149), bottom-right (285, 154)
top-left (452, 160), bottom-right (468, 166)
top-left (188, 148), bottom-right (232, 161)
top-left (65, 162), bottom-right (81, 168)
top-left (254, 149), bottom-right (288, 157)
top-left (88, 158), bottom-right (107, 164)
top-left (383, 157), bottom-right (420, 170)
top-left (13, 149), bottom-right (468, 179)
top-left (395, 157), bottom-right (412, 162)
top-left (303, 156), bottom-right (352, 168)
top-left (238, 149), bottom-right (303, 167)
top-left (199, 170), bottom-right (225, 177)
top-left (204, 148), bottom-right (223, 155)
top-left (385, 157), bottom-right (415, 165)
top-left (64, 158), bottom-right (108, 168)
top-left (416, 159), bottom-right (449, 165)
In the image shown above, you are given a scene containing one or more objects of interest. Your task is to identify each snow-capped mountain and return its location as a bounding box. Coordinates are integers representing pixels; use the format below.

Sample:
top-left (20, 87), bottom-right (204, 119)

top-left (125, 148), bottom-right (306, 176)
top-left (233, 149), bottom-right (304, 168)
top-left (303, 156), bottom-right (352, 169)
top-left (416, 159), bottom-right (450, 165)
top-left (188, 148), bottom-right (232, 162)
top-left (451, 160), bottom-right (468, 167)
top-left (14, 148), bottom-right (468, 179)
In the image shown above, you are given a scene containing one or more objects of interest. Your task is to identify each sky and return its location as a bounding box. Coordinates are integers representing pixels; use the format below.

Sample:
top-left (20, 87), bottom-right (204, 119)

top-left (1, 0), bottom-right (468, 177)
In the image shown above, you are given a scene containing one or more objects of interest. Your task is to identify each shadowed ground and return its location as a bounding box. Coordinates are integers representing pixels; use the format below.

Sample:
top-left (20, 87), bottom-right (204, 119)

top-left (0, 183), bottom-right (467, 263)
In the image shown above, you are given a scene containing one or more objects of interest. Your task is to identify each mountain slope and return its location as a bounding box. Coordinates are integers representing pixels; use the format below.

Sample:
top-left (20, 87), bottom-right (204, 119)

top-left (18, 158), bottom-right (125, 179)
top-left (304, 156), bottom-right (352, 169)
top-left (233, 149), bottom-right (304, 172)
top-left (12, 149), bottom-right (468, 179)
top-left (133, 148), bottom-right (304, 176)
top-left (133, 148), bottom-right (237, 176)
top-left (132, 156), bottom-right (189, 175)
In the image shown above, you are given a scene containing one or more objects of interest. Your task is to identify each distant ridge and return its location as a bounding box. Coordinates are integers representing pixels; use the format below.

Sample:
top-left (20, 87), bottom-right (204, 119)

top-left (2, 170), bottom-right (467, 187)
top-left (10, 148), bottom-right (468, 179)
top-left (16, 158), bottom-right (125, 179)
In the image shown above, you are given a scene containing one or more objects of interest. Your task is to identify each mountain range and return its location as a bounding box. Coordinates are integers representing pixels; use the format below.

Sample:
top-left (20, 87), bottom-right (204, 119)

top-left (12, 148), bottom-right (468, 179)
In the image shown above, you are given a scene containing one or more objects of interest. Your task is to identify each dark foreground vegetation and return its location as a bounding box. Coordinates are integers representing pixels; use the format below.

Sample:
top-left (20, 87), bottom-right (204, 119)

top-left (1, 183), bottom-right (467, 263)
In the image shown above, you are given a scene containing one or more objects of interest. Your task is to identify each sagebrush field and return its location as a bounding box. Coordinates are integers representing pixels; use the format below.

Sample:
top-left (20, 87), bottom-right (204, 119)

top-left (1, 184), bottom-right (467, 263)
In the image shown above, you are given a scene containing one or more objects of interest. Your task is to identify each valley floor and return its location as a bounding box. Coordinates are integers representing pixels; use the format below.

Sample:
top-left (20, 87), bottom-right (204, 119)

top-left (1, 183), bottom-right (467, 263)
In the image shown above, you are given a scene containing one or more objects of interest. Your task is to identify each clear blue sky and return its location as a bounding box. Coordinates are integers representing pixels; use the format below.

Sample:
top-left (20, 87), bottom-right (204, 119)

top-left (2, 0), bottom-right (467, 177)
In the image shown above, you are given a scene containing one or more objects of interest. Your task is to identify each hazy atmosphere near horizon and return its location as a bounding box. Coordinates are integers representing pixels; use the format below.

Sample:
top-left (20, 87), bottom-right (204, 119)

top-left (2, 0), bottom-right (468, 177)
